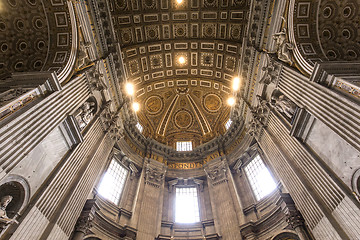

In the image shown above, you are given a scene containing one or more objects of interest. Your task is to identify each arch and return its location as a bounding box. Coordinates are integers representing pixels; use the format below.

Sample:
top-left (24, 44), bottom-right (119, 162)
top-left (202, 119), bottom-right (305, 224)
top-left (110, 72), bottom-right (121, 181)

top-left (85, 237), bottom-right (102, 240)
top-left (0, 0), bottom-right (78, 82)
top-left (271, 230), bottom-right (300, 240)
top-left (351, 168), bottom-right (360, 196)
top-left (288, 0), bottom-right (360, 76)
top-left (0, 175), bottom-right (30, 218)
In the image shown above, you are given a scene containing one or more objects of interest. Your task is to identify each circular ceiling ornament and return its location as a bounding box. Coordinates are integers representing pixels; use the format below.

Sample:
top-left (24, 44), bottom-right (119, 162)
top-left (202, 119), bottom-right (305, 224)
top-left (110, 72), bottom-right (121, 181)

top-left (174, 109), bottom-right (193, 129)
top-left (115, 0), bottom-right (127, 10)
top-left (8, 0), bottom-right (17, 7)
top-left (204, 94), bottom-right (222, 112)
top-left (145, 95), bottom-right (163, 115)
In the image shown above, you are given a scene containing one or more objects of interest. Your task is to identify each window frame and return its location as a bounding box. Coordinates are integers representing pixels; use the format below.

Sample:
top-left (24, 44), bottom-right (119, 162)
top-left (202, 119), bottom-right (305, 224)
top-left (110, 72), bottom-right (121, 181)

top-left (225, 118), bottom-right (233, 130)
top-left (168, 178), bottom-right (205, 226)
top-left (243, 153), bottom-right (278, 201)
top-left (174, 185), bottom-right (201, 224)
top-left (136, 122), bottom-right (143, 133)
top-left (176, 141), bottom-right (193, 152)
top-left (97, 157), bottom-right (130, 206)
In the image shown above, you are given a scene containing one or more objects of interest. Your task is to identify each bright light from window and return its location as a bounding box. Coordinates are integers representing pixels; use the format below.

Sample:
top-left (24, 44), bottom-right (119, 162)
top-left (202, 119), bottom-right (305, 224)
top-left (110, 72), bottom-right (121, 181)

top-left (176, 0), bottom-right (184, 4)
top-left (132, 102), bottom-right (140, 112)
top-left (232, 77), bottom-right (240, 91)
top-left (136, 122), bottom-right (143, 133)
top-left (175, 187), bottom-right (200, 223)
top-left (244, 155), bottom-right (277, 201)
top-left (225, 119), bottom-right (232, 130)
top-left (176, 141), bottom-right (192, 151)
top-left (125, 82), bottom-right (135, 96)
top-left (98, 159), bottom-right (128, 204)
top-left (227, 97), bottom-right (235, 106)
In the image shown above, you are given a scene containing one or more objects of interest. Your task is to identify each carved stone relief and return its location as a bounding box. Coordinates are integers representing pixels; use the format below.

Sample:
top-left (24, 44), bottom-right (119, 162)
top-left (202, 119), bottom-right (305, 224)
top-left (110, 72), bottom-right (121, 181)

top-left (204, 161), bottom-right (228, 185)
top-left (258, 54), bottom-right (281, 86)
top-left (270, 90), bottom-right (297, 120)
top-left (75, 98), bottom-right (98, 130)
top-left (145, 95), bottom-right (163, 115)
top-left (174, 109), bottom-right (193, 129)
top-left (86, 61), bottom-right (107, 92)
top-left (248, 96), bottom-right (270, 138)
top-left (266, 17), bottom-right (294, 66)
top-left (0, 196), bottom-right (13, 219)
top-left (144, 161), bottom-right (166, 188)
top-left (0, 195), bottom-right (17, 233)
top-left (203, 94), bottom-right (222, 113)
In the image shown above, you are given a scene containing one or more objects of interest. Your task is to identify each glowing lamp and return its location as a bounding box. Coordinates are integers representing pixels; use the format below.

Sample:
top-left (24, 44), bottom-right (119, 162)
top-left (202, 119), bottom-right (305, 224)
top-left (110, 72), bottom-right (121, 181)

top-left (178, 56), bottom-right (186, 65)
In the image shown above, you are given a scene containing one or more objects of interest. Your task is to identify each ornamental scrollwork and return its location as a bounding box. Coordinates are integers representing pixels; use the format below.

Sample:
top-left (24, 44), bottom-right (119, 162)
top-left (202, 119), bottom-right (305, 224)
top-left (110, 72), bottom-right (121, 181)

top-left (204, 161), bottom-right (228, 186)
top-left (145, 163), bottom-right (166, 188)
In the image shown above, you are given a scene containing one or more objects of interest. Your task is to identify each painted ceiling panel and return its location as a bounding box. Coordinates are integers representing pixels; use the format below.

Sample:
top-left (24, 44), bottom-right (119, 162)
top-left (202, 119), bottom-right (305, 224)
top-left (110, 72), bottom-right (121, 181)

top-left (109, 0), bottom-right (248, 147)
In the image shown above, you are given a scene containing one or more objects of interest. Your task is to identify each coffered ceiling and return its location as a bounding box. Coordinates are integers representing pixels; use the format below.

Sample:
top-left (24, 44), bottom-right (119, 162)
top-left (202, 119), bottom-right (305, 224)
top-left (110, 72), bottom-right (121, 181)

top-left (109, 0), bottom-right (250, 147)
top-left (0, 0), bottom-right (74, 80)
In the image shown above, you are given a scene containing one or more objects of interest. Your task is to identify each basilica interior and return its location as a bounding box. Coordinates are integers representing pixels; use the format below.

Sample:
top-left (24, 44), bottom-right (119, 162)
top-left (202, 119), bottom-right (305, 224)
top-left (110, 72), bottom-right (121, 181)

top-left (0, 0), bottom-right (360, 239)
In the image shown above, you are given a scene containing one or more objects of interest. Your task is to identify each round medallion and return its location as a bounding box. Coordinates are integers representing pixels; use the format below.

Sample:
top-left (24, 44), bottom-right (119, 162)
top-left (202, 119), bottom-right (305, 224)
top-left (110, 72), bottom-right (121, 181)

top-left (204, 94), bottom-right (222, 112)
top-left (174, 110), bottom-right (193, 129)
top-left (145, 95), bottom-right (163, 114)
top-left (115, 0), bottom-right (127, 9)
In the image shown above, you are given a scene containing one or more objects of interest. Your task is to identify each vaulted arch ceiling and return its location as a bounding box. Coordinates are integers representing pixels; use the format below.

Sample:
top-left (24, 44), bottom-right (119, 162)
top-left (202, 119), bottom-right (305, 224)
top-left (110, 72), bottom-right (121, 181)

top-left (0, 0), bottom-right (77, 80)
top-left (290, 0), bottom-right (360, 73)
top-left (109, 0), bottom-right (250, 147)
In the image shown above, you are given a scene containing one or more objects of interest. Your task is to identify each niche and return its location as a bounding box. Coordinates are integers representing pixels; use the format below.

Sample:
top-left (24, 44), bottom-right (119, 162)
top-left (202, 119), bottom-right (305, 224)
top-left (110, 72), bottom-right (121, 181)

top-left (0, 177), bottom-right (29, 219)
top-left (272, 231), bottom-right (300, 240)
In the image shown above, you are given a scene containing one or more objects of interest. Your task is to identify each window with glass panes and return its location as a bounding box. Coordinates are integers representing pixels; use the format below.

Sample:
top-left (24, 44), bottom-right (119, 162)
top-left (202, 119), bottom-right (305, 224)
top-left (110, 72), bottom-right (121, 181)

top-left (98, 159), bottom-right (128, 204)
top-left (244, 154), bottom-right (277, 201)
top-left (176, 141), bottom-right (192, 151)
top-left (136, 122), bottom-right (143, 133)
top-left (225, 119), bottom-right (232, 130)
top-left (175, 187), bottom-right (200, 223)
